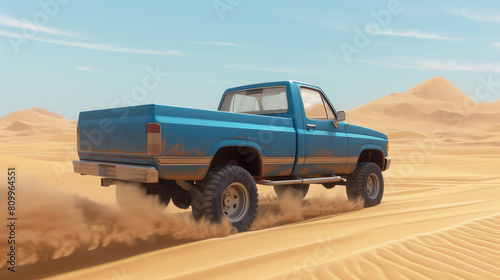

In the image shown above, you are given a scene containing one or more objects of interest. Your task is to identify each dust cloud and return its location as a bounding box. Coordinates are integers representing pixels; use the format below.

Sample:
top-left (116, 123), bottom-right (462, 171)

top-left (0, 181), bottom-right (233, 267)
top-left (0, 181), bottom-right (363, 267)
top-left (250, 189), bottom-right (364, 231)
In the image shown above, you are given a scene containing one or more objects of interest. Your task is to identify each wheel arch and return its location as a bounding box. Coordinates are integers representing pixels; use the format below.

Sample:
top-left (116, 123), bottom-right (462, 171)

top-left (357, 147), bottom-right (385, 170)
top-left (209, 140), bottom-right (264, 177)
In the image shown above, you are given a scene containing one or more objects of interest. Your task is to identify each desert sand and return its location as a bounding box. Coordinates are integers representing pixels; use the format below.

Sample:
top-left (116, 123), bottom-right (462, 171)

top-left (0, 77), bottom-right (499, 279)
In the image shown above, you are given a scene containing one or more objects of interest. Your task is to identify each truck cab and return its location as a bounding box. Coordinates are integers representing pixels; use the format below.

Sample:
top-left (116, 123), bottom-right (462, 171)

top-left (218, 81), bottom-right (389, 177)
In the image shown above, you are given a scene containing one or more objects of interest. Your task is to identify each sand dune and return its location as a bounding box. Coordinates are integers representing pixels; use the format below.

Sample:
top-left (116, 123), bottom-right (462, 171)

top-left (0, 107), bottom-right (75, 142)
top-left (484, 123), bottom-right (500, 132)
top-left (1, 140), bottom-right (498, 280)
top-left (20, 174), bottom-right (498, 280)
top-left (348, 76), bottom-right (499, 134)
top-left (307, 215), bottom-right (500, 280)
top-left (3, 121), bottom-right (32, 131)
top-left (0, 77), bottom-right (499, 279)
top-left (47, 134), bottom-right (76, 142)
top-left (30, 107), bottom-right (66, 119)
top-left (0, 107), bottom-right (70, 125)
top-left (388, 130), bottom-right (428, 140)
top-left (404, 75), bottom-right (473, 102)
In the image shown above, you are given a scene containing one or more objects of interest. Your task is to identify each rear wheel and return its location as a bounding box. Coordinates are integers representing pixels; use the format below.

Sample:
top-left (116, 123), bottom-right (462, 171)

top-left (273, 184), bottom-right (310, 199)
top-left (346, 162), bottom-right (384, 207)
top-left (192, 165), bottom-right (258, 232)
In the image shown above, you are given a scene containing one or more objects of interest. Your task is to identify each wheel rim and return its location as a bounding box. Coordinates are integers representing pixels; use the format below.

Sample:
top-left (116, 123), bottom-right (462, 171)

top-left (366, 173), bottom-right (380, 199)
top-left (221, 182), bottom-right (250, 223)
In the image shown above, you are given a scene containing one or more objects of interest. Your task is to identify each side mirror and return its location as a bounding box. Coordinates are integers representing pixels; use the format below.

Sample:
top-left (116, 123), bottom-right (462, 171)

top-left (337, 111), bottom-right (346, 122)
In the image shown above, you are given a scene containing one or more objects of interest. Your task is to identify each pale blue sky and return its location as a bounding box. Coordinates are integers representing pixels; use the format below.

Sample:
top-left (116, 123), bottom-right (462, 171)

top-left (1, 0), bottom-right (499, 120)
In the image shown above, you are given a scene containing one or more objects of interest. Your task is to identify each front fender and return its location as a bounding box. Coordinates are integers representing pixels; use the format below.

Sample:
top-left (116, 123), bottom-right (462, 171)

top-left (357, 144), bottom-right (387, 158)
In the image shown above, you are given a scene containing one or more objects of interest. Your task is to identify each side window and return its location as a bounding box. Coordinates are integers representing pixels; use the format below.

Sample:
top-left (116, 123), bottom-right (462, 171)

top-left (300, 87), bottom-right (336, 120)
top-left (324, 99), bottom-right (336, 120)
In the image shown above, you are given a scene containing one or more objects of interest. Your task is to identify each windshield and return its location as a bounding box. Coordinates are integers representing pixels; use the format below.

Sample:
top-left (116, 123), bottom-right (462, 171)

top-left (219, 87), bottom-right (288, 115)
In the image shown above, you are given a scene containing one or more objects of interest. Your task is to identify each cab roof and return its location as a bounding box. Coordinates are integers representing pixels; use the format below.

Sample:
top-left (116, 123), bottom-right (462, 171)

top-left (224, 80), bottom-right (320, 93)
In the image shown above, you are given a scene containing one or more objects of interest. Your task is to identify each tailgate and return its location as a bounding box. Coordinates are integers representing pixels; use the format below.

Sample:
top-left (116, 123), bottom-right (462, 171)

top-left (78, 105), bottom-right (151, 164)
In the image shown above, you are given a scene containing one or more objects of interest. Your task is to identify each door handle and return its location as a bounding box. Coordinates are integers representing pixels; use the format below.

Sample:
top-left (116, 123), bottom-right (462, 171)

top-left (306, 124), bottom-right (316, 129)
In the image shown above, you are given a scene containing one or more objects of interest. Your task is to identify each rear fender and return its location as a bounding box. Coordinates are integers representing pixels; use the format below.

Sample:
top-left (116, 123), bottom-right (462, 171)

top-left (209, 139), bottom-right (265, 158)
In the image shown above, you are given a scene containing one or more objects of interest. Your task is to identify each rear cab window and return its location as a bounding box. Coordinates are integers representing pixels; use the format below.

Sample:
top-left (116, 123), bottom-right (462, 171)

top-left (220, 87), bottom-right (288, 115)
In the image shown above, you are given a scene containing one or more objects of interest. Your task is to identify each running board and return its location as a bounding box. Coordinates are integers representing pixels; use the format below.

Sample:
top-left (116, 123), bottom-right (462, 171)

top-left (255, 176), bottom-right (342, 186)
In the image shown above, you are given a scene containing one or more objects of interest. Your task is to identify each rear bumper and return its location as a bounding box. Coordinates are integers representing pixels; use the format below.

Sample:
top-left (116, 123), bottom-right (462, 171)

top-left (382, 157), bottom-right (391, 171)
top-left (73, 160), bottom-right (158, 183)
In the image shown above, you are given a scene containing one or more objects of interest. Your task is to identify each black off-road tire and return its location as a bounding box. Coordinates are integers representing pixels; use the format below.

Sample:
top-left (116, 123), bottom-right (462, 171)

top-left (116, 181), bottom-right (172, 209)
top-left (346, 162), bottom-right (384, 207)
top-left (273, 184), bottom-right (310, 199)
top-left (191, 165), bottom-right (259, 232)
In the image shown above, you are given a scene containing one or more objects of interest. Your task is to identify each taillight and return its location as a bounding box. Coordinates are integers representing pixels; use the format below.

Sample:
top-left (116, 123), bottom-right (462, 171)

top-left (147, 123), bottom-right (162, 155)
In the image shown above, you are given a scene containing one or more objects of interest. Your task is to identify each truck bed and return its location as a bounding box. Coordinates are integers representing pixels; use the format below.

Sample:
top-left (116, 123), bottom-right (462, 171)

top-left (78, 104), bottom-right (297, 180)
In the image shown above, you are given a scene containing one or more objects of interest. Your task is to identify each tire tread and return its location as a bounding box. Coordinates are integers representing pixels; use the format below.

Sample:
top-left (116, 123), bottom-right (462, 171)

top-left (346, 162), bottom-right (383, 207)
top-left (192, 165), bottom-right (258, 232)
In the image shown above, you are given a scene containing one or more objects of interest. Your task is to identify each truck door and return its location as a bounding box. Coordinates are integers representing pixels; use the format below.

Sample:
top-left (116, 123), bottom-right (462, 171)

top-left (298, 86), bottom-right (349, 175)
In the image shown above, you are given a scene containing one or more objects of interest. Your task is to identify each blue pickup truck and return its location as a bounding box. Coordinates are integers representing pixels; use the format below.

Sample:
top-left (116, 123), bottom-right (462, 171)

top-left (73, 81), bottom-right (390, 231)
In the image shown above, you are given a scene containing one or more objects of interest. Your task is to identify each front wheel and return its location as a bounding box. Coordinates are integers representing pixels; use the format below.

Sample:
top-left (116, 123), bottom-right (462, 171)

top-left (346, 162), bottom-right (384, 207)
top-left (191, 165), bottom-right (258, 232)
